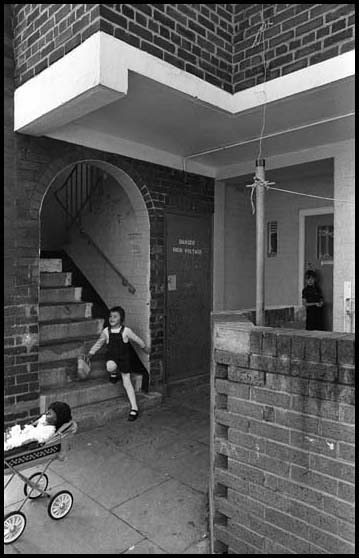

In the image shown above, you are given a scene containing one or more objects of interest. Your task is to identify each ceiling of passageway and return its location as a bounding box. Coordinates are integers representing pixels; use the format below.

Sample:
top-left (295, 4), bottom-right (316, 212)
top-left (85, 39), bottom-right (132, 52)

top-left (47, 71), bottom-right (354, 178)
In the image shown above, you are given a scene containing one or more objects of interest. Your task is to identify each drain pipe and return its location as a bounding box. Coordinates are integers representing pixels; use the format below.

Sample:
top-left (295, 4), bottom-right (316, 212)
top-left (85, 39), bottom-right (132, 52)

top-left (255, 159), bottom-right (265, 326)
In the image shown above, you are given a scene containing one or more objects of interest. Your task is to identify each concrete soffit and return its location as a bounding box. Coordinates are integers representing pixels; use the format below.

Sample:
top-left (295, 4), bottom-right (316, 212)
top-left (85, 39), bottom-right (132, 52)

top-left (14, 31), bottom-right (355, 175)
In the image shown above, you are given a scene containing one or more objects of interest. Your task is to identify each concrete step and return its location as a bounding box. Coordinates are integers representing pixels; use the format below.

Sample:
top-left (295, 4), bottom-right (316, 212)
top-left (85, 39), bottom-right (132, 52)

top-left (40, 378), bottom-right (126, 411)
top-left (41, 391), bottom-right (163, 431)
top-left (40, 259), bottom-right (62, 272)
top-left (39, 318), bottom-right (104, 343)
top-left (40, 286), bottom-right (83, 304)
top-left (39, 302), bottom-right (93, 322)
top-left (39, 361), bottom-right (144, 393)
top-left (39, 376), bottom-right (152, 413)
top-left (39, 357), bottom-right (108, 389)
top-left (40, 272), bottom-right (72, 288)
top-left (39, 336), bottom-right (99, 364)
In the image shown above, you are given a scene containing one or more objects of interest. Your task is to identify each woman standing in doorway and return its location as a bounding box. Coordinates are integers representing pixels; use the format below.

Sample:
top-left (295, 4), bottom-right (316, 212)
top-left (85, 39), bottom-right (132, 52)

top-left (302, 270), bottom-right (324, 330)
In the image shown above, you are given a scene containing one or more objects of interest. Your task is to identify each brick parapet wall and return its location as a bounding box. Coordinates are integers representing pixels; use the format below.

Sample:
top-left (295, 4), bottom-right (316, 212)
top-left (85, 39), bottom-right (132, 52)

top-left (211, 320), bottom-right (355, 554)
top-left (12, 4), bottom-right (355, 94)
top-left (4, 133), bottom-right (214, 425)
top-left (233, 3), bottom-right (355, 92)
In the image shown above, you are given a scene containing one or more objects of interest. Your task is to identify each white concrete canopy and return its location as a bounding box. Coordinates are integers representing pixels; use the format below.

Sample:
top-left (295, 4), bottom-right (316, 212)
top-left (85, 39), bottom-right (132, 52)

top-left (14, 32), bottom-right (355, 178)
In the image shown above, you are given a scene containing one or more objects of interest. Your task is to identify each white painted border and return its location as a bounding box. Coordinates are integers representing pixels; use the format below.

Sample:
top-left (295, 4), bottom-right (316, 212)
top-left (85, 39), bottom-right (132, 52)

top-left (14, 31), bottom-right (355, 132)
top-left (213, 180), bottom-right (226, 311)
top-left (298, 206), bottom-right (334, 304)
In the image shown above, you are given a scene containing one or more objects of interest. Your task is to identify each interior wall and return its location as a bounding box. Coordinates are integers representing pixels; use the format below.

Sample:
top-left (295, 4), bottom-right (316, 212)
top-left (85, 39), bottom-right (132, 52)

top-left (224, 184), bottom-right (256, 309)
top-left (40, 172), bottom-right (69, 250)
top-left (65, 171), bottom-right (150, 349)
top-left (222, 159), bottom-right (334, 311)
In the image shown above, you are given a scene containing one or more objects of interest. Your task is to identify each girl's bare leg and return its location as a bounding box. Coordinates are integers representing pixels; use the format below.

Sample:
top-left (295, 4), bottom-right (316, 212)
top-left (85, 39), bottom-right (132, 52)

top-left (121, 373), bottom-right (138, 411)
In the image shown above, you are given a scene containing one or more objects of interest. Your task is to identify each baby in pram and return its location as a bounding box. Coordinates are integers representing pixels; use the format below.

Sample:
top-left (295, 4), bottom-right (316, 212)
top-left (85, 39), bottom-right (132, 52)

top-left (4, 401), bottom-right (72, 452)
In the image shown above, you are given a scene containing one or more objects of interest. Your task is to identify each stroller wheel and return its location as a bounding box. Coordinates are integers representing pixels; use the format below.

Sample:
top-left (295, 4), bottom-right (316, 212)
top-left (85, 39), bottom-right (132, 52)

top-left (48, 490), bottom-right (73, 520)
top-left (24, 472), bottom-right (49, 499)
top-left (4, 511), bottom-right (26, 545)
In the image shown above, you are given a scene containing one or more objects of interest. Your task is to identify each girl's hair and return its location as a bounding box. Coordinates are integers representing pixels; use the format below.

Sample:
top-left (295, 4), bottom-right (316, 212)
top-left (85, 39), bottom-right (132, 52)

top-left (48, 401), bottom-right (72, 430)
top-left (109, 305), bottom-right (125, 323)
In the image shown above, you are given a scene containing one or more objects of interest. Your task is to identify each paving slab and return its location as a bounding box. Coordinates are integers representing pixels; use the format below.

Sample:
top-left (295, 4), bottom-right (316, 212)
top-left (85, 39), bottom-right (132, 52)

top-left (3, 544), bottom-right (19, 555)
top-left (183, 537), bottom-right (210, 553)
top-left (168, 386), bottom-right (210, 414)
top-left (49, 438), bottom-right (168, 509)
top-left (123, 437), bottom-right (209, 494)
top-left (122, 538), bottom-right (167, 554)
top-left (4, 384), bottom-right (212, 554)
top-left (5, 481), bottom-right (143, 554)
top-left (143, 405), bottom-right (209, 434)
top-left (112, 478), bottom-right (208, 554)
top-left (102, 418), bottom-right (186, 450)
top-left (4, 465), bottom-right (65, 508)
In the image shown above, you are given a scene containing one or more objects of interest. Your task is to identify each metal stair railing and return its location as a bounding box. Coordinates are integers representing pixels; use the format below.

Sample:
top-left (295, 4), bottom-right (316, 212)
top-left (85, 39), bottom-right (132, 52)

top-left (78, 229), bottom-right (136, 295)
top-left (54, 164), bottom-right (104, 230)
top-left (54, 163), bottom-right (136, 295)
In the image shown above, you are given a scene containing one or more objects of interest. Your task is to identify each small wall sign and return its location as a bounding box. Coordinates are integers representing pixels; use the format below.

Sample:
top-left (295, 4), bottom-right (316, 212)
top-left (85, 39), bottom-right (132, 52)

top-left (172, 238), bottom-right (202, 255)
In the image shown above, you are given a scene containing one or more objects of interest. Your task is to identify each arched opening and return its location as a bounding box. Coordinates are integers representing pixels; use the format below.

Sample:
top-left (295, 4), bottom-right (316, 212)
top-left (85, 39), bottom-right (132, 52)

top-left (38, 160), bottom-right (151, 410)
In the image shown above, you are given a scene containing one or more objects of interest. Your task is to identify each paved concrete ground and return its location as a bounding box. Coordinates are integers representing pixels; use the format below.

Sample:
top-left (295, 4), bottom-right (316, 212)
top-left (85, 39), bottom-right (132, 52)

top-left (4, 385), bottom-right (211, 554)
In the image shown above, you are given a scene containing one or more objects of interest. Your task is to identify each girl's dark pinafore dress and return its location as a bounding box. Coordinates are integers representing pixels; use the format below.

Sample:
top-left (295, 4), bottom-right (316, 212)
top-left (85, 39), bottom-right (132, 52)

top-left (107, 326), bottom-right (130, 382)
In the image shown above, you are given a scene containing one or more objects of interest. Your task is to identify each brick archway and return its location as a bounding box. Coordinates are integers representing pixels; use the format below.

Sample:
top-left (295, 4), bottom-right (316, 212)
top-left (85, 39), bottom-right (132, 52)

top-left (38, 155), bottom-right (154, 380)
top-left (37, 157), bottom-right (155, 218)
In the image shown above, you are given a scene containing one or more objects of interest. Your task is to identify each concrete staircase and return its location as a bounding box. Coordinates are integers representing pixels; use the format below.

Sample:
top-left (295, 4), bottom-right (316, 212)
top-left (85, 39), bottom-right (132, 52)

top-left (39, 257), bottom-right (161, 430)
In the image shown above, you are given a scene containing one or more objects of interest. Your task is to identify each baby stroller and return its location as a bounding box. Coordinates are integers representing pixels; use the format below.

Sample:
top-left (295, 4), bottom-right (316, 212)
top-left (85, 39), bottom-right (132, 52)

top-left (4, 418), bottom-right (77, 545)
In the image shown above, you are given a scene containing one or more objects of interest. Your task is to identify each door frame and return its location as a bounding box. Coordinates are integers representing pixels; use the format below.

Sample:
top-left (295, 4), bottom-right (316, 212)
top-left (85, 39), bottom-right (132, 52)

top-left (298, 206), bottom-right (334, 304)
top-left (164, 210), bottom-right (213, 391)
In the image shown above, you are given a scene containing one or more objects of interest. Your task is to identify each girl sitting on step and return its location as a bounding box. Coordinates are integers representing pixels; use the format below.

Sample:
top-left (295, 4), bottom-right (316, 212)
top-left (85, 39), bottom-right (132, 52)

top-left (87, 306), bottom-right (150, 422)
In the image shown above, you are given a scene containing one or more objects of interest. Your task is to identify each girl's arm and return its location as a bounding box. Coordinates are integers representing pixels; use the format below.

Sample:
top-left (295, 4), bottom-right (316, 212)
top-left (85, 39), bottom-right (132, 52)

top-left (302, 298), bottom-right (320, 308)
top-left (303, 299), bottom-right (322, 308)
top-left (88, 329), bottom-right (107, 357)
top-left (125, 327), bottom-right (150, 353)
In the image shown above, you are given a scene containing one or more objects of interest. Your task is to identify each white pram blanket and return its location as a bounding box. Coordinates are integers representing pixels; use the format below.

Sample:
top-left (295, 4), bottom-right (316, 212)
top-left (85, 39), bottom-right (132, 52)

top-left (4, 415), bottom-right (56, 452)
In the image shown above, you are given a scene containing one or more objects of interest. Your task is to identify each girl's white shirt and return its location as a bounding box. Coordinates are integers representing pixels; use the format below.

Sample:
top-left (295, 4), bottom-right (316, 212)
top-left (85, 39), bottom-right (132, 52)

top-left (89, 326), bottom-right (145, 356)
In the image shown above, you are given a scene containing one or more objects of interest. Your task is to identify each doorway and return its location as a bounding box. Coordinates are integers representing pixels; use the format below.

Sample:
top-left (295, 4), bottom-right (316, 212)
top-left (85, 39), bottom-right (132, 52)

top-left (165, 213), bottom-right (212, 386)
top-left (299, 207), bottom-right (334, 331)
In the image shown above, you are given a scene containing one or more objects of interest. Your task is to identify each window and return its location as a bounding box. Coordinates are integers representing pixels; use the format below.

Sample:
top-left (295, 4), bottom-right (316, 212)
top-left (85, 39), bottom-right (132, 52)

top-left (267, 221), bottom-right (278, 257)
top-left (317, 225), bottom-right (334, 260)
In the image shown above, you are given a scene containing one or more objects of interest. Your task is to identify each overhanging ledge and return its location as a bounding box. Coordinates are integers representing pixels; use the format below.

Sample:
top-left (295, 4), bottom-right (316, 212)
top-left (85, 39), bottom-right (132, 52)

top-left (14, 32), bottom-right (128, 135)
top-left (14, 31), bottom-right (355, 137)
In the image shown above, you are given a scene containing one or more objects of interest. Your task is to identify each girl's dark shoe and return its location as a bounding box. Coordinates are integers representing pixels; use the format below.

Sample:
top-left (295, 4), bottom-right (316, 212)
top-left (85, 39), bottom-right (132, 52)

top-left (109, 374), bottom-right (118, 384)
top-left (128, 409), bottom-right (139, 421)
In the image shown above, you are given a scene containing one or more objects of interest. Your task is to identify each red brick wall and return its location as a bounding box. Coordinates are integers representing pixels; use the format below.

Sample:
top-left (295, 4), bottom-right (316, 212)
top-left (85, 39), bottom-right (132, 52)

top-left (233, 3), bottom-right (355, 92)
top-left (13, 4), bottom-right (355, 94)
top-left (4, 133), bottom-right (214, 426)
top-left (13, 3), bottom-right (234, 91)
top-left (4, 5), bottom-right (41, 425)
top-left (211, 323), bottom-right (355, 554)
top-left (4, 4), bottom-right (16, 302)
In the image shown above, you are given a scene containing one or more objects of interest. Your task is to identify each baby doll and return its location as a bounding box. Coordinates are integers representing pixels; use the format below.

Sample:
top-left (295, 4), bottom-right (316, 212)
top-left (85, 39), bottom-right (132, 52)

top-left (4, 401), bottom-right (72, 452)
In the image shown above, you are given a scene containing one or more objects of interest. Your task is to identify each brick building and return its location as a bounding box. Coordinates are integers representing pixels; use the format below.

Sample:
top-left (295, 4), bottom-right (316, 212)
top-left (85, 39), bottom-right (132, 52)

top-left (3, 4), bottom-right (355, 554)
top-left (4, 4), bottom-right (354, 425)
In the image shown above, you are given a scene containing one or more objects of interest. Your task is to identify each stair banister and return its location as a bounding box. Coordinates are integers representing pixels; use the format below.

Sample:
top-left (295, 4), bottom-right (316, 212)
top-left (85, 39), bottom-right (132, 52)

top-left (79, 228), bottom-right (136, 295)
top-left (54, 163), bottom-right (136, 295)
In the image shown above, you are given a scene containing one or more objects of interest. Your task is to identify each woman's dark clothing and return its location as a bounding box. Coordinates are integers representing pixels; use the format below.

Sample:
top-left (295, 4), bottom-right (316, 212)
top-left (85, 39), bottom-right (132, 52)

top-left (107, 326), bottom-right (131, 373)
top-left (302, 285), bottom-right (324, 330)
